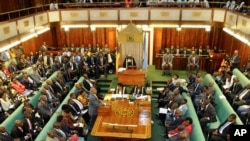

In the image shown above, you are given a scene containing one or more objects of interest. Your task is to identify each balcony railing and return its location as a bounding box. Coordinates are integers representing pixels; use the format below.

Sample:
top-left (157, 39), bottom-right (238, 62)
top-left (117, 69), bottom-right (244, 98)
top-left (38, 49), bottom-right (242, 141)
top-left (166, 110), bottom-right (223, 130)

top-left (0, 2), bottom-right (249, 22)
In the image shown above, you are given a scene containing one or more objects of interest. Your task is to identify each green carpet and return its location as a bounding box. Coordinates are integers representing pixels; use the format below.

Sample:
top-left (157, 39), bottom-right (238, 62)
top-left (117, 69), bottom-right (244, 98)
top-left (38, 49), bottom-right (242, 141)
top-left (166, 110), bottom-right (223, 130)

top-left (87, 65), bottom-right (207, 141)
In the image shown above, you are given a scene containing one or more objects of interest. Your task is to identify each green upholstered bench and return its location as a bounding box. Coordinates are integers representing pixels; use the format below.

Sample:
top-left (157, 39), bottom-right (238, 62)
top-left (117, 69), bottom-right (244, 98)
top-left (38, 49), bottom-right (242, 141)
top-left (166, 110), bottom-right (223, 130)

top-left (233, 68), bottom-right (250, 87)
top-left (182, 93), bottom-right (206, 141)
top-left (0, 71), bottom-right (58, 133)
top-left (35, 77), bottom-right (84, 141)
top-left (204, 74), bottom-right (243, 129)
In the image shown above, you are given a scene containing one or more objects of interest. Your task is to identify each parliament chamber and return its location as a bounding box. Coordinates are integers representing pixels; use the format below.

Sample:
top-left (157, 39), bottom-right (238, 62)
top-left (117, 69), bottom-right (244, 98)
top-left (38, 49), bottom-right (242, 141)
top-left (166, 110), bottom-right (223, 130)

top-left (1, 1), bottom-right (250, 141)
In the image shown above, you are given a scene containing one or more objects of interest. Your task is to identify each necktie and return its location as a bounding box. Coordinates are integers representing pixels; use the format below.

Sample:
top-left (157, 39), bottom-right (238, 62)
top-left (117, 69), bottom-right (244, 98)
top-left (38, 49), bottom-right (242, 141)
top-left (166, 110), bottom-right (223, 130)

top-left (87, 79), bottom-right (93, 87)
top-left (219, 122), bottom-right (231, 134)
top-left (194, 84), bottom-right (199, 92)
top-left (193, 57), bottom-right (195, 64)
top-left (239, 89), bottom-right (249, 99)
top-left (49, 86), bottom-right (54, 93)
top-left (108, 54), bottom-right (112, 63)
top-left (57, 129), bottom-right (66, 138)
top-left (47, 90), bottom-right (53, 100)
top-left (68, 72), bottom-right (71, 80)
top-left (232, 83), bottom-right (236, 92)
top-left (101, 58), bottom-right (103, 66)
top-left (56, 82), bottom-right (63, 91)
top-left (71, 104), bottom-right (78, 114)
top-left (27, 118), bottom-right (32, 130)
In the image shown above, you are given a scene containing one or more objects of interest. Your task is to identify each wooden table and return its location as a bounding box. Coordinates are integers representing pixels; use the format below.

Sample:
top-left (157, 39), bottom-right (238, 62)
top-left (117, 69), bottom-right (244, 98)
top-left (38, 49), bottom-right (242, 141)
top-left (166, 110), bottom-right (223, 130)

top-left (91, 94), bottom-right (152, 141)
top-left (116, 70), bottom-right (146, 86)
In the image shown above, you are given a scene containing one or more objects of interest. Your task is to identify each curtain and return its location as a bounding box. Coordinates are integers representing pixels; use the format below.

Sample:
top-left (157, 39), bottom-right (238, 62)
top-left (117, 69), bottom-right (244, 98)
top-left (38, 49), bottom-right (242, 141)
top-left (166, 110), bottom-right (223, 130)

top-left (121, 42), bottom-right (143, 69)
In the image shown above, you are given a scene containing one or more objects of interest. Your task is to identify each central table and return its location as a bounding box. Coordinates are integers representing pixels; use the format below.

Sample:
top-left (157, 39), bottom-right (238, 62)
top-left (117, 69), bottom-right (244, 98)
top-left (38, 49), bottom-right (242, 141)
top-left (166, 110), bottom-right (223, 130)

top-left (91, 94), bottom-right (152, 141)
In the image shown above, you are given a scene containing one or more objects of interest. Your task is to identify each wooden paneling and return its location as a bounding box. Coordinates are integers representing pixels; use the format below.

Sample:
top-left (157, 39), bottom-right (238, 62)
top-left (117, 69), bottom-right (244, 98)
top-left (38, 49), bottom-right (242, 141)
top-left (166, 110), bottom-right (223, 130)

top-left (153, 28), bottom-right (163, 66)
top-left (221, 31), bottom-right (250, 68)
top-left (21, 31), bottom-right (53, 55)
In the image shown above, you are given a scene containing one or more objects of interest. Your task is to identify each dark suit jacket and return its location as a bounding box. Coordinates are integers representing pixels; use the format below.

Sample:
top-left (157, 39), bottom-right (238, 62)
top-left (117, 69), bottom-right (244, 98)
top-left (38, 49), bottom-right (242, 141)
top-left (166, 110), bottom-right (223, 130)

top-left (168, 116), bottom-right (185, 130)
top-left (198, 103), bottom-right (217, 122)
top-left (8, 65), bottom-right (17, 74)
top-left (87, 56), bottom-right (97, 67)
top-left (66, 62), bottom-right (78, 71)
top-left (10, 126), bottom-right (26, 140)
top-left (216, 120), bottom-right (236, 138)
top-left (83, 79), bottom-right (94, 91)
top-left (229, 82), bottom-right (243, 95)
top-left (0, 132), bottom-right (13, 141)
top-left (96, 57), bottom-right (108, 67)
top-left (22, 118), bottom-right (36, 135)
top-left (53, 128), bottom-right (68, 140)
top-left (69, 103), bottom-right (81, 116)
top-left (192, 83), bottom-right (203, 96)
top-left (242, 91), bottom-right (250, 104)
top-left (63, 71), bottom-right (77, 83)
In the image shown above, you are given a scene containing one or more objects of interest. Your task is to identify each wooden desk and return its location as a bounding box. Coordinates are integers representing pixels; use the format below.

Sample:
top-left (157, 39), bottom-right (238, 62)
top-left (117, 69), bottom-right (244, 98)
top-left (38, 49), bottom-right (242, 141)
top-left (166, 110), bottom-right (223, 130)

top-left (91, 94), bottom-right (151, 141)
top-left (117, 70), bottom-right (146, 86)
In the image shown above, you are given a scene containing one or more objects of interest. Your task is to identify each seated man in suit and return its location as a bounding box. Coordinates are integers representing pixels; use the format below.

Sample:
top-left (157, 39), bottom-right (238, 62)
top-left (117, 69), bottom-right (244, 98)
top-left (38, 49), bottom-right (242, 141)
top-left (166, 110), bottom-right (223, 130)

top-left (83, 73), bottom-right (95, 92)
top-left (207, 113), bottom-right (237, 141)
top-left (197, 99), bottom-right (217, 135)
top-left (187, 52), bottom-right (199, 73)
top-left (232, 83), bottom-right (250, 110)
top-left (0, 126), bottom-right (13, 141)
top-left (123, 54), bottom-right (136, 69)
top-left (162, 50), bottom-right (173, 76)
top-left (130, 84), bottom-right (146, 97)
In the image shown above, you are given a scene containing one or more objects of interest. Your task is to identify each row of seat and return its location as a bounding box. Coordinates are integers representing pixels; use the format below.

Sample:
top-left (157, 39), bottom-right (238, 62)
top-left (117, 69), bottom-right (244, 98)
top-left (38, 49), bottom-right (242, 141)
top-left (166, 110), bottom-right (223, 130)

top-left (181, 93), bottom-right (206, 141)
top-left (35, 77), bottom-right (85, 141)
top-left (233, 68), bottom-right (250, 87)
top-left (0, 71), bottom-right (58, 133)
top-left (204, 74), bottom-right (243, 129)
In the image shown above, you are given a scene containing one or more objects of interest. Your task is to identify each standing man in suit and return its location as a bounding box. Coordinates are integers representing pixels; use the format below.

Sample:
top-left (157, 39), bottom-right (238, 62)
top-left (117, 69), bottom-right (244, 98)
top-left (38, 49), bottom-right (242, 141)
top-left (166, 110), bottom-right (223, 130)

top-left (96, 52), bottom-right (108, 78)
top-left (88, 87), bottom-right (106, 130)
top-left (231, 50), bottom-right (241, 70)
top-left (162, 50), bottom-right (173, 76)
top-left (187, 52), bottom-right (199, 73)
top-left (207, 113), bottom-right (237, 141)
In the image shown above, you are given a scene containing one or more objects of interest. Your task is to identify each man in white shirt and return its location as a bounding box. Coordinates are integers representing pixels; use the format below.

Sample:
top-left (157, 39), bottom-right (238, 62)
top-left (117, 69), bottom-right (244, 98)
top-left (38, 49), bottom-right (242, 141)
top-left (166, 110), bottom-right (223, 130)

top-left (50, 1), bottom-right (59, 10)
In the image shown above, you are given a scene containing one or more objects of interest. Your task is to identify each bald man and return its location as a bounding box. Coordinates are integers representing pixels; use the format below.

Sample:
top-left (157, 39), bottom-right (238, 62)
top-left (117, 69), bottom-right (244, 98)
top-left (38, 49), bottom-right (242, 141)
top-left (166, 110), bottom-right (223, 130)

top-left (88, 87), bottom-right (106, 130)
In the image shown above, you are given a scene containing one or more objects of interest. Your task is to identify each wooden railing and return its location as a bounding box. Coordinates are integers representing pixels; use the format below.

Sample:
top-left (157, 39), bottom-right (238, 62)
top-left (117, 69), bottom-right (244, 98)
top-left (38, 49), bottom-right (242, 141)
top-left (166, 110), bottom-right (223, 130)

top-left (0, 2), bottom-right (249, 22)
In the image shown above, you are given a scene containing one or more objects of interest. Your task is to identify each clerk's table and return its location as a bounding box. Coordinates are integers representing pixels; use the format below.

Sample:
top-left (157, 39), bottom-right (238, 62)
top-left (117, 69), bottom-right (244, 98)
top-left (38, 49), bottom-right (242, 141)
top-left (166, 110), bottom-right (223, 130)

top-left (91, 94), bottom-right (152, 141)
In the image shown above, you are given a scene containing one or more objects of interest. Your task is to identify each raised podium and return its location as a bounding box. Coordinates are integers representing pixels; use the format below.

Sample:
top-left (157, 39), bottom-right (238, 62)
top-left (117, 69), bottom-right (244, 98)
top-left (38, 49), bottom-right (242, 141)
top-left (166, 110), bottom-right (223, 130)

top-left (116, 69), bottom-right (146, 86)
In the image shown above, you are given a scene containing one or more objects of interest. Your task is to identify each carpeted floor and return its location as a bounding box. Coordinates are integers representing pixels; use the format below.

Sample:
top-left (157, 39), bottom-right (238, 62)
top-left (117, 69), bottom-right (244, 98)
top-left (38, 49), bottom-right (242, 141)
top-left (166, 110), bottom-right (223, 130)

top-left (87, 65), bottom-right (207, 141)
